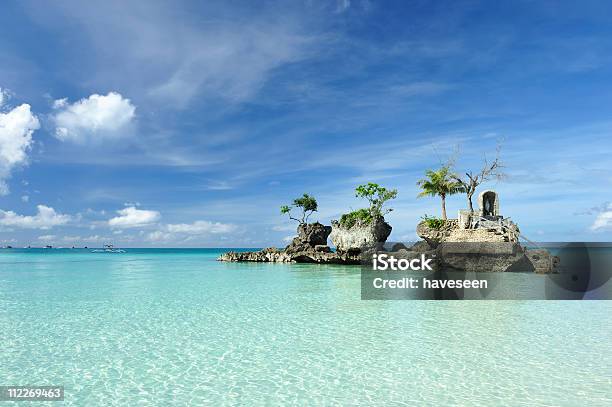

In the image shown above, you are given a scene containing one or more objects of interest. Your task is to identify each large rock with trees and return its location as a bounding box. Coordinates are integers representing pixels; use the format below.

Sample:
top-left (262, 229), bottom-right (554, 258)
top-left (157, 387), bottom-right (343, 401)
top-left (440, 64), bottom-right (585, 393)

top-left (219, 192), bottom-right (361, 264)
top-left (409, 146), bottom-right (557, 273)
top-left (330, 183), bottom-right (396, 253)
top-left (330, 218), bottom-right (391, 254)
top-left (220, 149), bottom-right (559, 273)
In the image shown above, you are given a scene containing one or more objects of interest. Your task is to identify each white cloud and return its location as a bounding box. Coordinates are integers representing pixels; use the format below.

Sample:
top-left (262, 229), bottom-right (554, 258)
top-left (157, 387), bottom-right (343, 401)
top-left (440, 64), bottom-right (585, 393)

top-left (0, 205), bottom-right (71, 229)
top-left (146, 230), bottom-right (172, 242)
top-left (0, 88), bottom-right (9, 107)
top-left (53, 92), bottom-right (135, 142)
top-left (61, 235), bottom-right (110, 243)
top-left (52, 98), bottom-right (67, 109)
top-left (166, 220), bottom-right (236, 234)
top-left (38, 234), bottom-right (56, 241)
top-left (0, 103), bottom-right (40, 195)
top-left (108, 206), bottom-right (160, 228)
top-left (591, 211), bottom-right (612, 231)
top-left (205, 181), bottom-right (233, 190)
top-left (145, 220), bottom-right (237, 243)
top-left (272, 224), bottom-right (295, 232)
top-left (21, 195), bottom-right (29, 202)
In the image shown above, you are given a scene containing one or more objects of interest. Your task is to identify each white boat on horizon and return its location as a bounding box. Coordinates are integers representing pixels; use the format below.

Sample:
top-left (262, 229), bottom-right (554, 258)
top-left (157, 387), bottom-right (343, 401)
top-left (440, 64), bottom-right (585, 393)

top-left (91, 244), bottom-right (126, 253)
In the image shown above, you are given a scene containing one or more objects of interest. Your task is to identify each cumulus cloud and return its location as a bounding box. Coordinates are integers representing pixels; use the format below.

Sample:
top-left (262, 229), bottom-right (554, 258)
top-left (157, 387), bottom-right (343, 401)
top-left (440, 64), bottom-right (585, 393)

top-left (146, 230), bottom-right (172, 242)
top-left (53, 92), bottom-right (135, 142)
top-left (272, 224), bottom-right (295, 232)
top-left (61, 235), bottom-right (111, 243)
top-left (166, 220), bottom-right (236, 234)
top-left (145, 220), bottom-right (237, 243)
top-left (108, 206), bottom-right (160, 228)
top-left (37, 234), bottom-right (56, 241)
top-left (0, 205), bottom-right (71, 229)
top-left (591, 210), bottom-right (612, 231)
top-left (0, 103), bottom-right (40, 195)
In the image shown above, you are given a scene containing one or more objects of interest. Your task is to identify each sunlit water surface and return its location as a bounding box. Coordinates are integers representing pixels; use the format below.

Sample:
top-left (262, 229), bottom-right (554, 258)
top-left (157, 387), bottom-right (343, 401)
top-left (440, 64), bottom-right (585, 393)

top-left (0, 249), bottom-right (610, 406)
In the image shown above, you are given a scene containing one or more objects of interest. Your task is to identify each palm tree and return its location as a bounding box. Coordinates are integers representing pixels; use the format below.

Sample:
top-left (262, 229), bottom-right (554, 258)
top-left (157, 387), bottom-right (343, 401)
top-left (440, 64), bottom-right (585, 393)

top-left (417, 166), bottom-right (465, 220)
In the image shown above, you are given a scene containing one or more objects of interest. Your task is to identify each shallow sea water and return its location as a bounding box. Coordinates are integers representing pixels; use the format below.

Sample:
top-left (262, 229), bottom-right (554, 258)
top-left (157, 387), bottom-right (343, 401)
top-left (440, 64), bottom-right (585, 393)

top-left (0, 249), bottom-right (610, 406)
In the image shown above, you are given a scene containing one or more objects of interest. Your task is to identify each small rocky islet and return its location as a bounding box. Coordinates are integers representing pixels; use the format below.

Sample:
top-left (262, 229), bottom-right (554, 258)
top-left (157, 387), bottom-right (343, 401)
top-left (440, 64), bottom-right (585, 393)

top-left (218, 188), bottom-right (558, 274)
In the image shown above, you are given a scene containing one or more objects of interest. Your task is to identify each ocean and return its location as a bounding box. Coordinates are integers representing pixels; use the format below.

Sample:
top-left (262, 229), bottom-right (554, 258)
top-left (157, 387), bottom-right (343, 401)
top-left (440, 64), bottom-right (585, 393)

top-left (0, 249), bottom-right (610, 406)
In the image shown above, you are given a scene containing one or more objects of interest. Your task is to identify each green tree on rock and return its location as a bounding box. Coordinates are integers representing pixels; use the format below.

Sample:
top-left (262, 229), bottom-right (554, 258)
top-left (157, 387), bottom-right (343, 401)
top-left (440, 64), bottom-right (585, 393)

top-left (339, 183), bottom-right (398, 228)
top-left (280, 193), bottom-right (318, 225)
top-left (355, 182), bottom-right (398, 218)
top-left (417, 166), bottom-right (464, 220)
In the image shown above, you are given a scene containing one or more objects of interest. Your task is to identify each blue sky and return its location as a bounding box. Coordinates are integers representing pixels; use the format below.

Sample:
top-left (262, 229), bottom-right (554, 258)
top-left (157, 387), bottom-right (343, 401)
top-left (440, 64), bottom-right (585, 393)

top-left (0, 0), bottom-right (611, 247)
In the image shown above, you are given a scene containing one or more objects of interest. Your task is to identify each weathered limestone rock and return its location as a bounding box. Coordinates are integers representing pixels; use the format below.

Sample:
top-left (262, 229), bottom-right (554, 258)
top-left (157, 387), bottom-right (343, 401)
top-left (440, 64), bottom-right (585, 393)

top-left (314, 245), bottom-right (331, 253)
top-left (285, 222), bottom-right (332, 254)
top-left (289, 250), bottom-right (361, 264)
top-left (391, 242), bottom-right (409, 252)
top-left (330, 216), bottom-right (392, 253)
top-left (524, 249), bottom-right (559, 274)
top-left (437, 242), bottom-right (524, 272)
top-left (415, 220), bottom-right (458, 247)
top-left (428, 242), bottom-right (558, 273)
top-left (446, 228), bottom-right (511, 243)
top-left (410, 240), bottom-right (433, 253)
top-left (218, 247), bottom-right (293, 263)
top-left (417, 218), bottom-right (519, 246)
top-left (217, 246), bottom-right (361, 264)
top-left (218, 222), bottom-right (361, 264)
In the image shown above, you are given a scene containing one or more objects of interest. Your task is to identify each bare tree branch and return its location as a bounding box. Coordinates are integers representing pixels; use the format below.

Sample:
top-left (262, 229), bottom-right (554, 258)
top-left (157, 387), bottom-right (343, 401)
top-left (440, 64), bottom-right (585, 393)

top-left (449, 141), bottom-right (506, 213)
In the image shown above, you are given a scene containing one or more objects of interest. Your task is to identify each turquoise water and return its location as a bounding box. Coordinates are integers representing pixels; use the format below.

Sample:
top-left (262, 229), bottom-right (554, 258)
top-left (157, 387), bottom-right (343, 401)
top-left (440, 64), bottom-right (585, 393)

top-left (0, 249), bottom-right (610, 406)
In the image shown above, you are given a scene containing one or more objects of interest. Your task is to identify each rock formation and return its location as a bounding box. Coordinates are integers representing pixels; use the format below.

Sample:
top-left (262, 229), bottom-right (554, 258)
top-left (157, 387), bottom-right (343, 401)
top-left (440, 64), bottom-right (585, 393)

top-left (219, 247), bottom-right (293, 263)
top-left (330, 216), bottom-right (392, 253)
top-left (284, 222), bottom-right (331, 254)
top-left (375, 240), bottom-right (557, 274)
top-left (219, 189), bottom-right (558, 273)
top-left (416, 219), bottom-right (519, 246)
top-left (218, 222), bottom-right (363, 264)
top-left (410, 191), bottom-right (557, 273)
top-left (433, 242), bottom-right (557, 273)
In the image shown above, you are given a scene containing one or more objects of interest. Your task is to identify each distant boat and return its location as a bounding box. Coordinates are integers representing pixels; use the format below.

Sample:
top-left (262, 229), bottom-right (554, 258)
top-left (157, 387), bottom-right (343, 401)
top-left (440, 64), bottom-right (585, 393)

top-left (45, 245), bottom-right (53, 249)
top-left (91, 244), bottom-right (126, 253)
